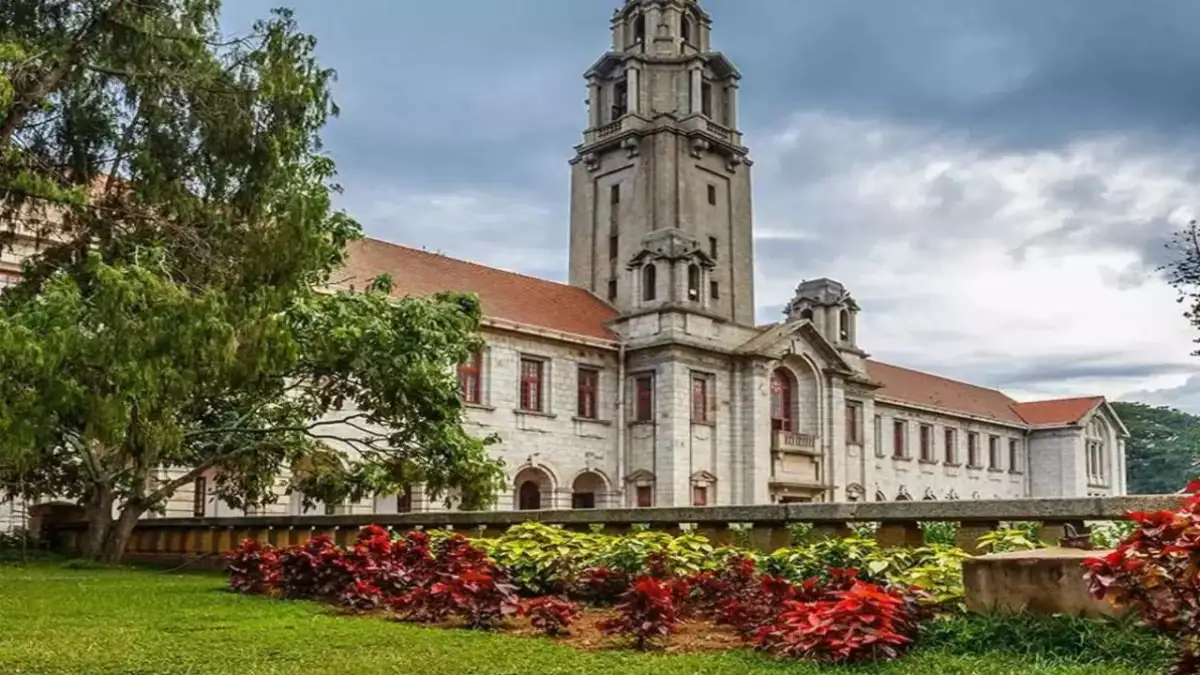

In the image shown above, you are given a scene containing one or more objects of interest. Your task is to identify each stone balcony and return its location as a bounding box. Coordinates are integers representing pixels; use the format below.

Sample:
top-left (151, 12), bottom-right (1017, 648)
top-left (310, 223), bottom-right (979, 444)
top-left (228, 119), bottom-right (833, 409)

top-left (579, 114), bottom-right (744, 149)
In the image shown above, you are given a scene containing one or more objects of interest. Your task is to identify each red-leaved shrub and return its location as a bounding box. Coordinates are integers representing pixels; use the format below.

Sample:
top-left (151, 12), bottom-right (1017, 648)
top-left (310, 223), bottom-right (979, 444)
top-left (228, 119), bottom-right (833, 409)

top-left (1084, 482), bottom-right (1200, 674)
top-left (521, 596), bottom-right (581, 636)
top-left (599, 575), bottom-right (679, 650)
top-left (755, 580), bottom-right (916, 663)
top-left (277, 535), bottom-right (346, 600)
top-left (573, 566), bottom-right (630, 605)
top-left (713, 573), bottom-right (797, 638)
top-left (396, 534), bottom-right (519, 629)
top-left (224, 538), bottom-right (281, 595)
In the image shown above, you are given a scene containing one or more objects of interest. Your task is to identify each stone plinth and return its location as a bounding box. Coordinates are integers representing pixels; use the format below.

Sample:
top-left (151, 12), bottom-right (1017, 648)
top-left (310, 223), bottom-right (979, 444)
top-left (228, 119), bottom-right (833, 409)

top-left (963, 547), bottom-right (1120, 618)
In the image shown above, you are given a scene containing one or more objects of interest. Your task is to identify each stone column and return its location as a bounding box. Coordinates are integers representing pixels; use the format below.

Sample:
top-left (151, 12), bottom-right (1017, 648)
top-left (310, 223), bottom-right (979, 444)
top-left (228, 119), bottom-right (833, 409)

top-left (726, 82), bottom-right (738, 129)
top-left (690, 68), bottom-right (703, 114)
top-left (626, 67), bottom-right (640, 116)
top-left (588, 81), bottom-right (601, 128)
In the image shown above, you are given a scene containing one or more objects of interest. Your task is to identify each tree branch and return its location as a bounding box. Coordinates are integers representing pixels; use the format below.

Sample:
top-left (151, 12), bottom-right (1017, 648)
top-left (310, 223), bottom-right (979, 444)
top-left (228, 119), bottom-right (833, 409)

top-left (0, 0), bottom-right (128, 147)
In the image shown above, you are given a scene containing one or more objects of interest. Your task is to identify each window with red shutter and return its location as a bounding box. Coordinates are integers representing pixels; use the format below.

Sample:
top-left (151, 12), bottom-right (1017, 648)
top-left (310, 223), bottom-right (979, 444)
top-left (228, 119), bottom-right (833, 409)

top-left (893, 420), bottom-right (906, 458)
top-left (770, 369), bottom-right (793, 431)
top-left (636, 485), bottom-right (653, 507)
top-left (519, 358), bottom-right (544, 412)
top-left (634, 375), bottom-right (654, 422)
top-left (692, 485), bottom-right (708, 506)
top-left (577, 367), bottom-right (599, 419)
top-left (457, 350), bottom-right (483, 404)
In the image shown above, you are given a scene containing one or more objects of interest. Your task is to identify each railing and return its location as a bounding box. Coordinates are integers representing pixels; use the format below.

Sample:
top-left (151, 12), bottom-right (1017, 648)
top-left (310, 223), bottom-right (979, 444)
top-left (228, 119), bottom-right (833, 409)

top-left (773, 429), bottom-right (818, 453)
top-left (44, 496), bottom-right (1182, 565)
top-left (705, 120), bottom-right (733, 142)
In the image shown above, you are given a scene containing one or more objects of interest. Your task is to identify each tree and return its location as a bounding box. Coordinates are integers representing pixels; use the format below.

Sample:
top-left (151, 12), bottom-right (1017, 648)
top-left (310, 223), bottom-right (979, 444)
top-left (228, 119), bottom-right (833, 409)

top-left (1109, 401), bottom-right (1200, 494)
top-left (0, 1), bottom-right (505, 562)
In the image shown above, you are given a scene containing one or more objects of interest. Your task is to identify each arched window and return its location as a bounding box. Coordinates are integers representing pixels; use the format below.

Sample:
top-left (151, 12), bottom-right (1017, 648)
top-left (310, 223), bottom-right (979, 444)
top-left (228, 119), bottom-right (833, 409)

top-left (770, 368), bottom-right (794, 431)
top-left (799, 308), bottom-right (813, 321)
top-left (633, 14), bottom-right (646, 45)
top-left (838, 309), bottom-right (849, 341)
top-left (642, 264), bottom-right (657, 301)
top-left (687, 264), bottom-right (701, 301)
top-left (681, 16), bottom-right (692, 43)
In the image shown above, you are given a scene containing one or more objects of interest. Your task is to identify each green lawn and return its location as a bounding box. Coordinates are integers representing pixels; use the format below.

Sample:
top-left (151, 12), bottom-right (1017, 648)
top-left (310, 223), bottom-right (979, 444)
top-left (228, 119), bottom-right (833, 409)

top-left (0, 563), bottom-right (1168, 675)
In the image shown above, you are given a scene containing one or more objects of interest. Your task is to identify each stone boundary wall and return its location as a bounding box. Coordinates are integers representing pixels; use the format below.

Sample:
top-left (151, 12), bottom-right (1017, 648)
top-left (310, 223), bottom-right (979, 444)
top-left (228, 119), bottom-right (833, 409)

top-left (46, 495), bottom-right (1181, 567)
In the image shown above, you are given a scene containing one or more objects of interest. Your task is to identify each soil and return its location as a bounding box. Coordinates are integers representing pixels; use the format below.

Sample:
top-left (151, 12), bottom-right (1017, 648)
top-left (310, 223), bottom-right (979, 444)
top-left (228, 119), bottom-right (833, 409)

top-left (338, 605), bottom-right (752, 654)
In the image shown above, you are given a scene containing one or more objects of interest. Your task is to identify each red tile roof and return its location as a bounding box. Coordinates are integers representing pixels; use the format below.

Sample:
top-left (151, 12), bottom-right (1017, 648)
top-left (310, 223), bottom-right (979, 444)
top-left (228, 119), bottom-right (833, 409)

top-left (338, 237), bottom-right (620, 341)
top-left (1011, 397), bottom-right (1104, 426)
top-left (866, 360), bottom-right (1106, 427)
top-left (866, 360), bottom-right (1026, 425)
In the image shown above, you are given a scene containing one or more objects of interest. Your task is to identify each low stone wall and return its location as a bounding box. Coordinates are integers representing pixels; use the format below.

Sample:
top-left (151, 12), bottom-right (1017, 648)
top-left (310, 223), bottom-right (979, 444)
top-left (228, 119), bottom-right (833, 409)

top-left (964, 548), bottom-right (1121, 618)
top-left (48, 495), bottom-right (1176, 561)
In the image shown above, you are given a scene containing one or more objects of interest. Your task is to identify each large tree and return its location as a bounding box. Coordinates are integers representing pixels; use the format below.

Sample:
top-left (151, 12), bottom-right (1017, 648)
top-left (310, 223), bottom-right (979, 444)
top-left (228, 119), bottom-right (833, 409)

top-left (0, 1), bottom-right (504, 562)
top-left (1109, 401), bottom-right (1200, 494)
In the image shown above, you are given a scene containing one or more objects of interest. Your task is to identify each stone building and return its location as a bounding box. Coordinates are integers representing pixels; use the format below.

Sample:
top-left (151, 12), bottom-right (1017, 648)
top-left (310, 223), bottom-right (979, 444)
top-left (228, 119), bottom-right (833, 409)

top-left (0, 0), bottom-right (1129, 528)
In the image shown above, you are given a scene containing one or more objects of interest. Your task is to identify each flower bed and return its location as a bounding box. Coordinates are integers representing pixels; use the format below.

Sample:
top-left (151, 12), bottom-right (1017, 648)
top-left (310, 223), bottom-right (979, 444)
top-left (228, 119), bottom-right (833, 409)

top-left (224, 522), bottom-right (972, 664)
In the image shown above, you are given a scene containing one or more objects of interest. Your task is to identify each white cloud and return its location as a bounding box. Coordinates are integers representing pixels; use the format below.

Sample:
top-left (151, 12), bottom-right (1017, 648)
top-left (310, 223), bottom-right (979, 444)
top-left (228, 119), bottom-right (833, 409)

top-left (751, 111), bottom-right (1200, 406)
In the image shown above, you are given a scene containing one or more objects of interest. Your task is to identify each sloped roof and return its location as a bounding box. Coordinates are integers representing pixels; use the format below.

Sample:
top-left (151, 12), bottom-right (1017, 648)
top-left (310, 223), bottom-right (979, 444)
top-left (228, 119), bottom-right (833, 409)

top-left (866, 360), bottom-right (1027, 425)
top-left (338, 238), bottom-right (619, 342)
top-left (1011, 397), bottom-right (1104, 427)
top-left (866, 360), bottom-right (1108, 427)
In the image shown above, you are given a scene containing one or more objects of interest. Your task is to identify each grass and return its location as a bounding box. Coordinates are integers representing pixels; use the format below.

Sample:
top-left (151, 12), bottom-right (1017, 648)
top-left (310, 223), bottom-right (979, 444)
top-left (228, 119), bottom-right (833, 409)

top-left (0, 563), bottom-right (1170, 675)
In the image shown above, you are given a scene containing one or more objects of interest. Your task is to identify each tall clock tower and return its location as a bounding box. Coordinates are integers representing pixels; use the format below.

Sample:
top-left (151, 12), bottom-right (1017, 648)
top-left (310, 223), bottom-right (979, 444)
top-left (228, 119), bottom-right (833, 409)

top-left (568, 0), bottom-right (755, 326)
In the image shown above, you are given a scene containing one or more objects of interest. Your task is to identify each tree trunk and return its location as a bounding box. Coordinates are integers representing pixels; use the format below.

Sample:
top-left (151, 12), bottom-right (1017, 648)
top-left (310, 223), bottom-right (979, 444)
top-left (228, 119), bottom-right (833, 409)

top-left (80, 489), bottom-right (116, 561)
top-left (99, 504), bottom-right (142, 564)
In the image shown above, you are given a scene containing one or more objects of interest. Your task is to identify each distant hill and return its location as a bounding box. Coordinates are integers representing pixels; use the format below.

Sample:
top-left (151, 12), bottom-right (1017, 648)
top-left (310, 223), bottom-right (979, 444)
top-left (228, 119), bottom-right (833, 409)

top-left (1111, 401), bottom-right (1200, 494)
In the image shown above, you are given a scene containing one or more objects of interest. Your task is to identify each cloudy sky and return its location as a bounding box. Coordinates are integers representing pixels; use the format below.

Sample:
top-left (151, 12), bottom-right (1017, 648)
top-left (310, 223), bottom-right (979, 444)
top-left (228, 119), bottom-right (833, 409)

top-left (222, 0), bottom-right (1200, 412)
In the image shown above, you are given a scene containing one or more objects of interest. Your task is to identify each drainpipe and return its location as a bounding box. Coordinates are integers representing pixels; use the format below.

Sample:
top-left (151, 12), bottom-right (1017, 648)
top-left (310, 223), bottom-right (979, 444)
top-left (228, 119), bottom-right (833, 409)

top-left (615, 342), bottom-right (626, 506)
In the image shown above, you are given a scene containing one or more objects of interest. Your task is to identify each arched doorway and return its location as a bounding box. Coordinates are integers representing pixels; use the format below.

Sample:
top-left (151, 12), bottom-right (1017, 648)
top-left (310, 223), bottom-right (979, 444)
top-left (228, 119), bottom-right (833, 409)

top-left (518, 481), bottom-right (541, 510)
top-left (513, 466), bottom-right (555, 511)
top-left (571, 471), bottom-right (608, 509)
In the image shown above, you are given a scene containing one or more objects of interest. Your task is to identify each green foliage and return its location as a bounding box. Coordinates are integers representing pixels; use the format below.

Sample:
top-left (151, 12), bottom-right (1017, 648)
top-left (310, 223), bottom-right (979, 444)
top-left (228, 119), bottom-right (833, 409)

top-left (920, 611), bottom-right (1172, 670)
top-left (976, 526), bottom-right (1042, 554)
top-left (895, 545), bottom-right (973, 610)
top-left (0, 1), bottom-right (505, 562)
top-left (919, 521), bottom-right (958, 547)
top-left (1088, 520), bottom-right (1137, 550)
top-left (1109, 401), bottom-right (1200, 494)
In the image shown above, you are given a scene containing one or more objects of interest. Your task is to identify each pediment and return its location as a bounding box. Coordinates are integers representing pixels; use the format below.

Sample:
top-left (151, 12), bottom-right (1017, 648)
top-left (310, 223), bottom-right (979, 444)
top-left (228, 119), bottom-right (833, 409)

top-left (735, 320), bottom-right (854, 374)
top-left (585, 52), bottom-right (625, 79)
top-left (1085, 400), bottom-right (1130, 438)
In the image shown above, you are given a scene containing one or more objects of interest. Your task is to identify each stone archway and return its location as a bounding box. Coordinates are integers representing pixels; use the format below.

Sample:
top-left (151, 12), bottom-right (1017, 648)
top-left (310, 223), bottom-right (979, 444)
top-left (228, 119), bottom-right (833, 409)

top-left (513, 466), bottom-right (555, 511)
top-left (571, 471), bottom-right (610, 509)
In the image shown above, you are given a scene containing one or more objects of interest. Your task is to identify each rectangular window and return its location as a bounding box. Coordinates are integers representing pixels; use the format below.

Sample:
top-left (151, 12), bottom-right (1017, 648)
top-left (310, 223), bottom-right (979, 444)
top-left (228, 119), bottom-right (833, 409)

top-left (701, 81), bottom-right (712, 117)
top-left (397, 489), bottom-right (412, 514)
top-left (692, 485), bottom-right (708, 506)
top-left (192, 477), bottom-right (207, 518)
top-left (608, 234), bottom-right (618, 260)
top-left (967, 432), bottom-right (980, 468)
top-left (634, 374), bottom-right (654, 422)
top-left (873, 415), bottom-right (883, 458)
top-left (989, 435), bottom-right (1001, 469)
top-left (1009, 438), bottom-right (1021, 473)
top-left (636, 485), bottom-right (653, 507)
top-left (519, 357), bottom-right (545, 413)
top-left (571, 492), bottom-right (596, 509)
top-left (944, 428), bottom-right (957, 464)
top-left (613, 80), bottom-right (628, 119)
top-left (919, 424), bottom-right (934, 462)
top-left (708, 235), bottom-right (718, 257)
top-left (711, 280), bottom-right (720, 299)
top-left (845, 402), bottom-right (862, 444)
top-left (457, 350), bottom-right (483, 404)
top-left (892, 419), bottom-right (907, 458)
top-left (610, 183), bottom-right (620, 204)
top-left (607, 278), bottom-right (617, 300)
top-left (691, 375), bottom-right (709, 422)
top-left (324, 502), bottom-right (337, 516)
top-left (707, 184), bottom-right (717, 205)
top-left (577, 367), bottom-right (599, 419)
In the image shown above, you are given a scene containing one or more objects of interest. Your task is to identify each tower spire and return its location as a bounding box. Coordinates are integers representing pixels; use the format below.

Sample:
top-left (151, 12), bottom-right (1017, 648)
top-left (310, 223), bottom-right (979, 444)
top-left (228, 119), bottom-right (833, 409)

top-left (568, 0), bottom-right (755, 326)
